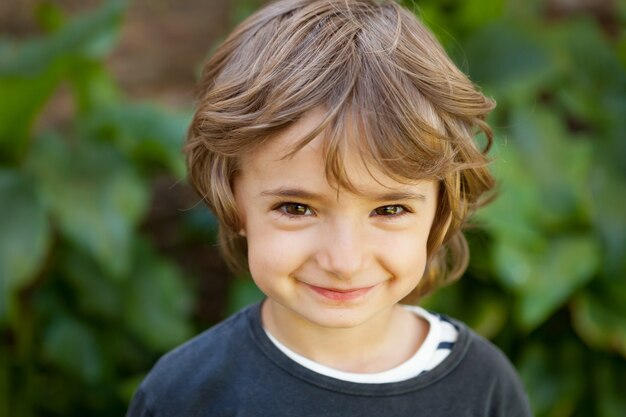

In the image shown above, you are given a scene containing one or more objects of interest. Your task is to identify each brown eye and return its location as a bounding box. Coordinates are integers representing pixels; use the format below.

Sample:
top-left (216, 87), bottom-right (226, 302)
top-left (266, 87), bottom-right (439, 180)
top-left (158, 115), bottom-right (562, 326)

top-left (280, 203), bottom-right (313, 216)
top-left (373, 205), bottom-right (406, 216)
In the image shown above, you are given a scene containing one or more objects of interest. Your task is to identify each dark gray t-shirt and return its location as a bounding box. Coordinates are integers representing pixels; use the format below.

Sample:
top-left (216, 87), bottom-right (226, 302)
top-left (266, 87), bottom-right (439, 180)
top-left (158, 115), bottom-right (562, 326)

top-left (127, 302), bottom-right (533, 417)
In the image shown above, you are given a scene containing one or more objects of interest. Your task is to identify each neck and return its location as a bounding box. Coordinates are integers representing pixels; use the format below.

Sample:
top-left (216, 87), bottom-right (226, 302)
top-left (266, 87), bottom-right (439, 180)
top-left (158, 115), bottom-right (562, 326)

top-left (261, 300), bottom-right (427, 373)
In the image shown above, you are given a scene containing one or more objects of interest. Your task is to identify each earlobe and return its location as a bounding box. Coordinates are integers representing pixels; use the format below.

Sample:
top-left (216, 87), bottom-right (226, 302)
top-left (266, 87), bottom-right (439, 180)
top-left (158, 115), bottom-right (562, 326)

top-left (238, 229), bottom-right (246, 237)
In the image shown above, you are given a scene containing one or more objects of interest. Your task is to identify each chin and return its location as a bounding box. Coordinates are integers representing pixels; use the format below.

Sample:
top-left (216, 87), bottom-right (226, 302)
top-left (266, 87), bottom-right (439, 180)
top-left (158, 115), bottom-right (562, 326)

top-left (301, 307), bottom-right (380, 330)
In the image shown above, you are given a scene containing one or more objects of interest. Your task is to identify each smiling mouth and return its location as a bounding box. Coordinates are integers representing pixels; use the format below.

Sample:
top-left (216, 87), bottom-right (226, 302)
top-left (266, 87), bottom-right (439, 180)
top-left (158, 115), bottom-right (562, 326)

top-left (305, 284), bottom-right (377, 301)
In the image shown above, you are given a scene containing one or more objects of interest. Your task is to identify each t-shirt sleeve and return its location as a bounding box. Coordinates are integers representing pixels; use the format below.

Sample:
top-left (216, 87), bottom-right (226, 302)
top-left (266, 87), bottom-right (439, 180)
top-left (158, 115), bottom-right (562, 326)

top-left (479, 339), bottom-right (534, 417)
top-left (489, 367), bottom-right (533, 417)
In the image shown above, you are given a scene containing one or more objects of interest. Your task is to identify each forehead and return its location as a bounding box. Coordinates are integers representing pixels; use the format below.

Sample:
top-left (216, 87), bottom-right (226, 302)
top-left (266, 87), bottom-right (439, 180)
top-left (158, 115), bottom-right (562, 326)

top-left (238, 109), bottom-right (433, 197)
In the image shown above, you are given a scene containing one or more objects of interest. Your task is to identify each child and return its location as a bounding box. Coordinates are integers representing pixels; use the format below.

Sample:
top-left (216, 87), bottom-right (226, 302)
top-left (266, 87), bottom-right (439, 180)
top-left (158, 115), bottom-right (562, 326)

top-left (128, 0), bottom-right (532, 416)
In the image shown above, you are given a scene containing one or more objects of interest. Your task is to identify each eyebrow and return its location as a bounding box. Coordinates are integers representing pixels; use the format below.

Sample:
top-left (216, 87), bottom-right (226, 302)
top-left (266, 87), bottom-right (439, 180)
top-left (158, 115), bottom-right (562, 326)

top-left (259, 188), bottom-right (427, 203)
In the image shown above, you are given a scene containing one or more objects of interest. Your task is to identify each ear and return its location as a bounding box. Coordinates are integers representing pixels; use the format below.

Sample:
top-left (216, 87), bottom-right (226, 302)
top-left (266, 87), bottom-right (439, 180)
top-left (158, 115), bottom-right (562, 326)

top-left (238, 228), bottom-right (246, 237)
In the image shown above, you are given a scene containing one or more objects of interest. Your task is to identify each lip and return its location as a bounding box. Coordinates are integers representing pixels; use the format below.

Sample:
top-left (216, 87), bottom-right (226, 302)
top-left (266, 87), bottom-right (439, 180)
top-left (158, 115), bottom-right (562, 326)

top-left (305, 283), bottom-right (378, 302)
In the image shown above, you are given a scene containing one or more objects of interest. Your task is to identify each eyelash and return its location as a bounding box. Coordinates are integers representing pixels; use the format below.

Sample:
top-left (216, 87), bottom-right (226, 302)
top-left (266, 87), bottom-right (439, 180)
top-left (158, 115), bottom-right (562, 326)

top-left (274, 202), bottom-right (314, 218)
top-left (273, 202), bottom-right (413, 220)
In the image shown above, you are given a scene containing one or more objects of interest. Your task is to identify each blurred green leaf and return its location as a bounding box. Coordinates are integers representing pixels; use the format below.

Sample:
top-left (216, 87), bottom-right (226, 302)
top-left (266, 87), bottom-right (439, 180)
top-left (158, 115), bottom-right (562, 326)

top-left (69, 59), bottom-right (121, 114)
top-left (476, 139), bottom-right (545, 246)
top-left (0, 62), bottom-right (65, 165)
top-left (34, 2), bottom-right (66, 33)
top-left (494, 235), bottom-right (600, 330)
top-left (553, 19), bottom-right (626, 103)
top-left (468, 294), bottom-right (508, 338)
top-left (595, 358), bottom-right (626, 417)
top-left (618, 32), bottom-right (626, 68)
top-left (457, 0), bottom-right (504, 32)
top-left (518, 341), bottom-right (585, 417)
top-left (589, 166), bottom-right (626, 278)
top-left (552, 19), bottom-right (626, 174)
top-left (43, 315), bottom-right (105, 383)
top-left (508, 106), bottom-right (593, 228)
top-left (0, 170), bottom-right (50, 324)
top-left (464, 21), bottom-right (554, 99)
top-left (0, 0), bottom-right (126, 77)
top-left (118, 374), bottom-right (146, 404)
top-left (572, 291), bottom-right (626, 358)
top-left (516, 236), bottom-right (599, 331)
top-left (123, 241), bottom-right (193, 351)
top-left (79, 103), bottom-right (189, 177)
top-left (226, 275), bottom-right (264, 316)
top-left (60, 248), bottom-right (123, 320)
top-left (182, 205), bottom-right (219, 241)
top-left (492, 239), bottom-right (537, 291)
top-left (27, 134), bottom-right (148, 278)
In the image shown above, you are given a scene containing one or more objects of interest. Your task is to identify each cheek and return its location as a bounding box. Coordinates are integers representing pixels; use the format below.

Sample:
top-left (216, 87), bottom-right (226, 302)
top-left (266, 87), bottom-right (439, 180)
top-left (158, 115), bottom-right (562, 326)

top-left (246, 226), bottom-right (311, 281)
top-left (377, 230), bottom-right (429, 277)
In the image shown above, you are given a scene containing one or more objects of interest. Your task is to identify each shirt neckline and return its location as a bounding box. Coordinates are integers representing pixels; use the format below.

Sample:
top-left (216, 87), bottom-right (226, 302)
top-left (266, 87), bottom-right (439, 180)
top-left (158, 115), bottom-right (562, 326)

top-left (262, 305), bottom-right (444, 383)
top-left (246, 300), bottom-right (473, 396)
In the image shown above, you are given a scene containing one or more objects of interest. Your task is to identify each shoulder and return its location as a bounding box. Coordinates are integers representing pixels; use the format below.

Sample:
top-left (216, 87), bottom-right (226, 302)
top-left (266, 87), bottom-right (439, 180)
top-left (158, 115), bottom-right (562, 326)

top-left (457, 321), bottom-right (521, 381)
top-left (149, 304), bottom-right (251, 378)
top-left (127, 304), bottom-right (260, 417)
top-left (438, 315), bottom-right (533, 417)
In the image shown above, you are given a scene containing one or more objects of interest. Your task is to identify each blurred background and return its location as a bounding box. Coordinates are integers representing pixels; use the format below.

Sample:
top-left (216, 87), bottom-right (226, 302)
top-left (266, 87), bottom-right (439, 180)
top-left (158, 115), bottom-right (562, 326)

top-left (0, 0), bottom-right (624, 416)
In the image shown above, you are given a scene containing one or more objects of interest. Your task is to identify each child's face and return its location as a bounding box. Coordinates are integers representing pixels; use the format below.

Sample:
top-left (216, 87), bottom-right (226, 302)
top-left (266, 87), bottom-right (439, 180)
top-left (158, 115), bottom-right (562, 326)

top-left (233, 110), bottom-right (438, 331)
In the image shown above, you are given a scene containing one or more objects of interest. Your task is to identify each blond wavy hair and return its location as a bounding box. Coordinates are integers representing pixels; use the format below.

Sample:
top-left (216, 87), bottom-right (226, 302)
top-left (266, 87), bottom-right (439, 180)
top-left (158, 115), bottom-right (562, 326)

top-left (185, 0), bottom-right (495, 299)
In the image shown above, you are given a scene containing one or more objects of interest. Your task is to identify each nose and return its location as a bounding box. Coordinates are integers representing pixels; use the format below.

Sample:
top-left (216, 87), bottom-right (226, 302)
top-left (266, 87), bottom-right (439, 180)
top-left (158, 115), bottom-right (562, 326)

top-left (316, 218), bottom-right (368, 280)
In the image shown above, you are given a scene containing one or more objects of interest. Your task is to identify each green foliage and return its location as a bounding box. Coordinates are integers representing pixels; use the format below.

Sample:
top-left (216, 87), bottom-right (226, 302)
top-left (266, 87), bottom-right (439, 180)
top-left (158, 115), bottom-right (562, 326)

top-left (0, 2), bottom-right (196, 416)
top-left (0, 171), bottom-right (50, 321)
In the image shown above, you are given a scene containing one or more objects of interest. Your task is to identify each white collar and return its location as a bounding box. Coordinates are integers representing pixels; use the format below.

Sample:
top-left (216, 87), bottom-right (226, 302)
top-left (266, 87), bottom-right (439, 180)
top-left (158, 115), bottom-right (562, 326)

top-left (263, 305), bottom-right (450, 384)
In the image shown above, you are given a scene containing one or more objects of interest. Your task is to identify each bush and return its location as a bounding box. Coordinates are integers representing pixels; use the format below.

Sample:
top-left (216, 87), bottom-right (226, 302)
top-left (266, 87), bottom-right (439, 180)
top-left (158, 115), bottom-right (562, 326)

top-left (1, 2), bottom-right (195, 415)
